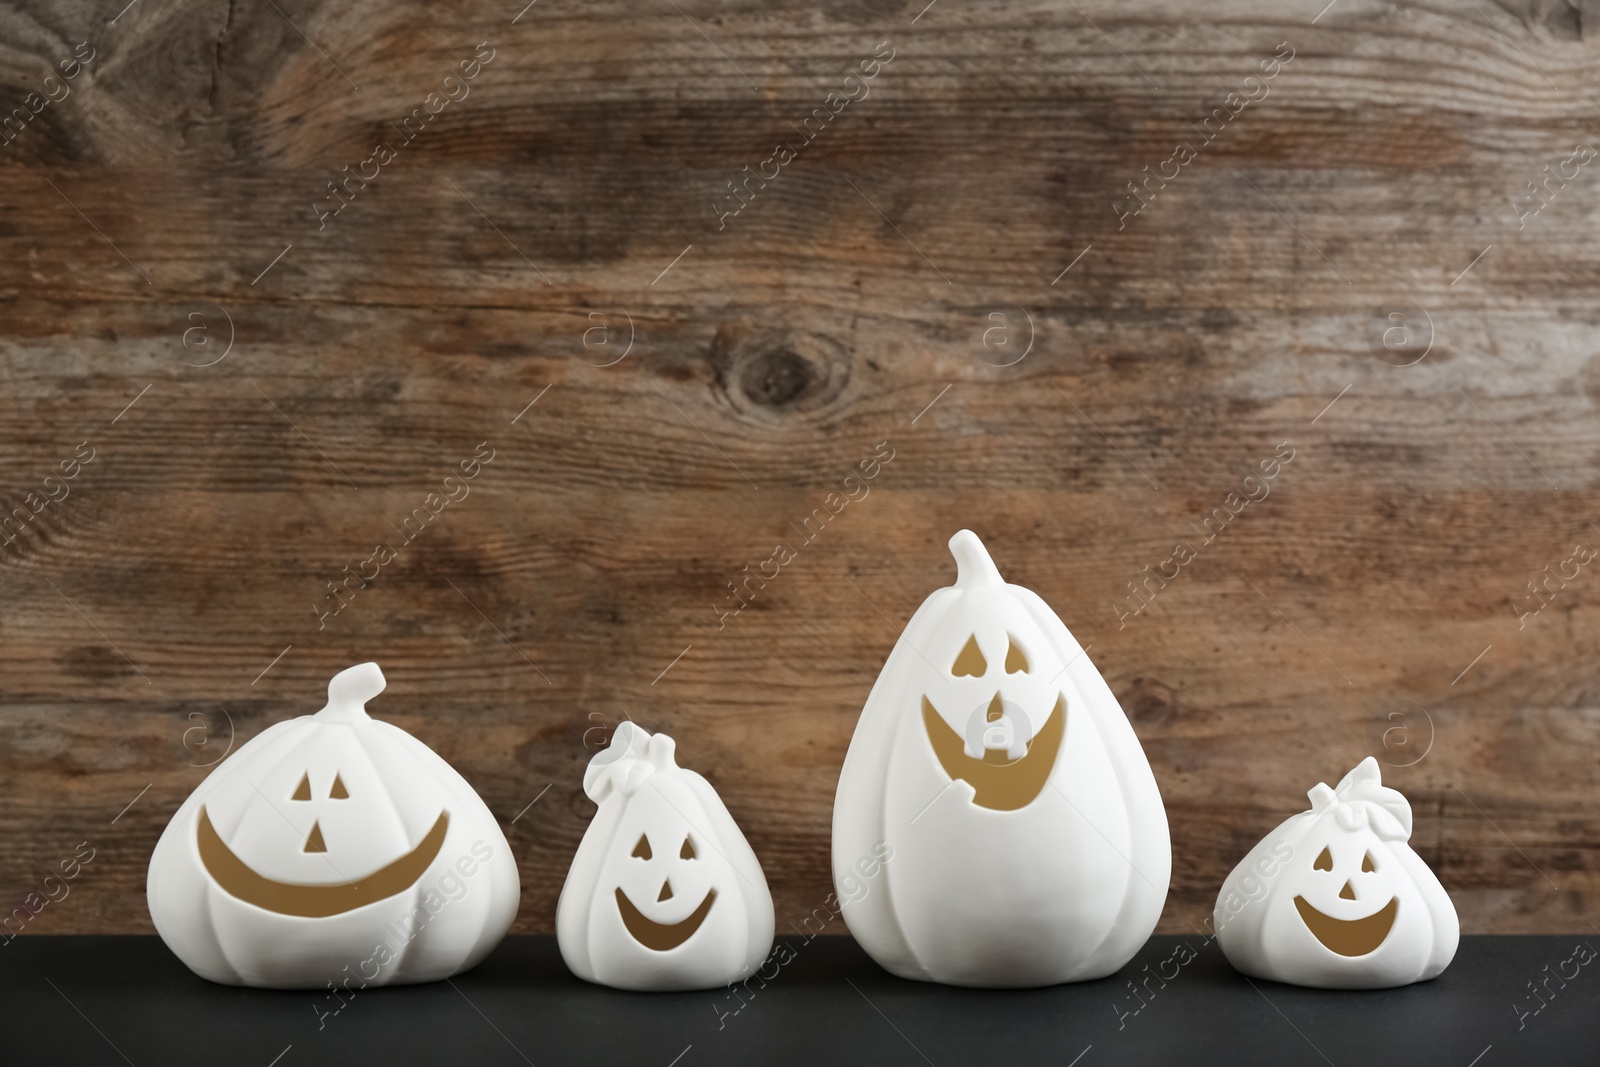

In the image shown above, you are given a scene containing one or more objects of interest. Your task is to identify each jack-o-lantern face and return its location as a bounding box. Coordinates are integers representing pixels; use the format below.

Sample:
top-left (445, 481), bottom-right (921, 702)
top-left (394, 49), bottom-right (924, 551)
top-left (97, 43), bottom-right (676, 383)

top-left (614, 831), bottom-right (717, 950)
top-left (921, 625), bottom-right (1067, 811)
top-left (1291, 843), bottom-right (1398, 957)
top-left (196, 765), bottom-right (450, 919)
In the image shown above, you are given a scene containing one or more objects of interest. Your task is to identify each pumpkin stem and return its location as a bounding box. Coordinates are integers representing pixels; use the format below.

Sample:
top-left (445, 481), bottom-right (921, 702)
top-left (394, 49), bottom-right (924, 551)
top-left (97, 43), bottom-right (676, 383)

top-left (1307, 782), bottom-right (1337, 812)
top-left (591, 720), bottom-right (647, 768)
top-left (949, 529), bottom-right (1004, 588)
top-left (318, 662), bottom-right (385, 722)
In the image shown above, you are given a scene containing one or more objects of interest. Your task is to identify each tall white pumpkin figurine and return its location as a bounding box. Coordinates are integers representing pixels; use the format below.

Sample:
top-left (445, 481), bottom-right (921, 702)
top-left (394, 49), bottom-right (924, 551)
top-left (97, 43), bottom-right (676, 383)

top-left (833, 530), bottom-right (1171, 987)
top-left (1214, 757), bottom-right (1458, 988)
top-left (147, 663), bottom-right (520, 988)
top-left (558, 722), bottom-right (774, 991)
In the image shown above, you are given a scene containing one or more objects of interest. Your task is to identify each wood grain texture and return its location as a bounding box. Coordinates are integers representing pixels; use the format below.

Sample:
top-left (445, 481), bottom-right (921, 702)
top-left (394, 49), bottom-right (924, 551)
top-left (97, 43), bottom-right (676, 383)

top-left (2, 0), bottom-right (1599, 941)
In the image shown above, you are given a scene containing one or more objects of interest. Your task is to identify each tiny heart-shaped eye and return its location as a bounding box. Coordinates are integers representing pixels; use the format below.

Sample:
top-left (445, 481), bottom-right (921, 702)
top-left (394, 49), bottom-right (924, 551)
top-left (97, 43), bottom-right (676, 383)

top-left (1313, 846), bottom-right (1333, 871)
top-left (631, 834), bottom-right (652, 860)
top-left (952, 635), bottom-right (987, 677)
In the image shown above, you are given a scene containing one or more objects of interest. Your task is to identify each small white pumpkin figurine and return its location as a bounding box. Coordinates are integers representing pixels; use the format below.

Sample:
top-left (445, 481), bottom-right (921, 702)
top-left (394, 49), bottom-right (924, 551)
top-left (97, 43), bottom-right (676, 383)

top-left (147, 663), bottom-right (519, 988)
top-left (1214, 756), bottom-right (1458, 989)
top-left (558, 721), bottom-right (773, 991)
top-left (833, 530), bottom-right (1171, 987)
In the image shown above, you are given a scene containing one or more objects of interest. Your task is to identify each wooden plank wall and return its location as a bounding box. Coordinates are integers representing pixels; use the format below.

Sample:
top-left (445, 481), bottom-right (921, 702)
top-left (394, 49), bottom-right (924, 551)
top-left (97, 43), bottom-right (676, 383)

top-left (2, 0), bottom-right (1597, 939)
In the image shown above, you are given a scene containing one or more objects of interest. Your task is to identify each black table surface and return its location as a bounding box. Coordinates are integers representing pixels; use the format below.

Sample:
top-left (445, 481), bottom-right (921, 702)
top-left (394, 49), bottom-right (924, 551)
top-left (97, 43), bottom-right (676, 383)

top-left (4, 934), bottom-right (1592, 1066)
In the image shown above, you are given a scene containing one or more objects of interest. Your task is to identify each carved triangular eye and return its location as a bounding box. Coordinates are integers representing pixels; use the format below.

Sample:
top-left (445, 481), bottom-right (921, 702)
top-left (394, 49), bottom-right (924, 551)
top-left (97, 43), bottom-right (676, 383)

top-left (292, 773), bottom-right (312, 801)
top-left (952, 635), bottom-right (987, 676)
top-left (1005, 639), bottom-right (1029, 674)
top-left (680, 836), bottom-right (696, 860)
top-left (1362, 851), bottom-right (1376, 873)
top-left (1313, 846), bottom-right (1333, 871)
top-left (329, 773), bottom-right (349, 799)
top-left (631, 834), bottom-right (652, 859)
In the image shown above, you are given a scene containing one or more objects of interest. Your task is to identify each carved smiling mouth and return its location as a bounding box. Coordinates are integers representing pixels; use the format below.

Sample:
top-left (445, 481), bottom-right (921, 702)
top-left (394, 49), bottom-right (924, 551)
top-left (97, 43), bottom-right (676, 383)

top-left (922, 695), bottom-right (1065, 811)
top-left (1293, 895), bottom-right (1399, 957)
top-left (615, 887), bottom-right (716, 951)
top-left (197, 805), bottom-right (449, 918)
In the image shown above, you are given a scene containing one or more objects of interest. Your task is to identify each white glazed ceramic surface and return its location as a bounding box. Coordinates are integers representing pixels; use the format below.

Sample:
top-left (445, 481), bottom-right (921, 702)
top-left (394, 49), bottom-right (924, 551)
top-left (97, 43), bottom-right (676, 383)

top-left (557, 722), bottom-right (774, 991)
top-left (146, 663), bottom-right (520, 989)
top-left (1214, 757), bottom-right (1459, 989)
top-left (832, 530), bottom-right (1171, 987)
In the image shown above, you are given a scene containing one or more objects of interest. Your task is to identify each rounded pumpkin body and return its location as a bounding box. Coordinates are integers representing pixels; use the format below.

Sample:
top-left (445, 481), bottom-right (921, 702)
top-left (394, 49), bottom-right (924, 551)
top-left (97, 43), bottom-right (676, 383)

top-left (833, 531), bottom-right (1171, 987)
top-left (146, 663), bottom-right (519, 989)
top-left (558, 722), bottom-right (773, 991)
top-left (1214, 757), bottom-right (1458, 989)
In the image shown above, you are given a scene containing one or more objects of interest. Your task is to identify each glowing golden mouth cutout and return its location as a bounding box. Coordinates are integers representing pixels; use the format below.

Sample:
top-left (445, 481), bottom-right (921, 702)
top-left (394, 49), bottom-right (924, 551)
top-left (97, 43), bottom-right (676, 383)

top-left (921, 695), bottom-right (1066, 811)
top-left (1293, 895), bottom-right (1399, 957)
top-left (615, 887), bottom-right (717, 951)
top-left (197, 806), bottom-right (449, 918)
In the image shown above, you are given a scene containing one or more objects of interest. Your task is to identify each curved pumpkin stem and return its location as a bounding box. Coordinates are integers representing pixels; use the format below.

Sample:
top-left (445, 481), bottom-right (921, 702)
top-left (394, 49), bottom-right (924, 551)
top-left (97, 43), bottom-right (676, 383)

top-left (949, 529), bottom-right (1004, 588)
top-left (318, 661), bottom-right (385, 721)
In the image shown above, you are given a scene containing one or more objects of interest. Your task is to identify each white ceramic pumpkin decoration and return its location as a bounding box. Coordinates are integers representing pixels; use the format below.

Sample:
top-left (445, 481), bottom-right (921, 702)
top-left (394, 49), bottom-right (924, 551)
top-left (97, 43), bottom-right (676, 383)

top-left (1214, 756), bottom-right (1458, 989)
top-left (833, 529), bottom-right (1171, 987)
top-left (558, 722), bottom-right (773, 991)
top-left (147, 663), bottom-right (519, 989)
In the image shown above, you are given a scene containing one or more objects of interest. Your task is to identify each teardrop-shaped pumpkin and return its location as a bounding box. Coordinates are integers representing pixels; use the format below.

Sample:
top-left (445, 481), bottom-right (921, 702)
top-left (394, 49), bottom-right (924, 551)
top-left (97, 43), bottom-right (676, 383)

top-left (146, 663), bottom-right (520, 988)
top-left (557, 722), bottom-right (773, 991)
top-left (832, 530), bottom-right (1171, 987)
